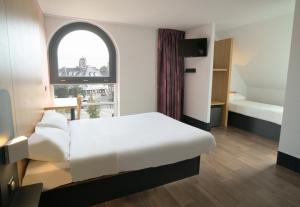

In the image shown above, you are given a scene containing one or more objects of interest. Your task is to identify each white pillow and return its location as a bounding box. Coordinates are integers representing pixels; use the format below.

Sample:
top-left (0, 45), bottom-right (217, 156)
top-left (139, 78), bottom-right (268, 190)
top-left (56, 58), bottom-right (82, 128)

top-left (229, 93), bottom-right (246, 102)
top-left (38, 111), bottom-right (69, 132)
top-left (28, 127), bottom-right (70, 162)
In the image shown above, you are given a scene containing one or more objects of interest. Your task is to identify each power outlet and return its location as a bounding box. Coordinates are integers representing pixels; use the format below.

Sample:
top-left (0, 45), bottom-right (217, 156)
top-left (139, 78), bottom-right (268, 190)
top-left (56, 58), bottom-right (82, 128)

top-left (8, 176), bottom-right (16, 193)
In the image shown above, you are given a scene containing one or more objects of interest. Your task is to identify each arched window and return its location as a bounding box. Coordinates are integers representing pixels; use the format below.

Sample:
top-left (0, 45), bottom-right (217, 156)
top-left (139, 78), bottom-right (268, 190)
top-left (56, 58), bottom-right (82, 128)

top-left (49, 22), bottom-right (116, 84)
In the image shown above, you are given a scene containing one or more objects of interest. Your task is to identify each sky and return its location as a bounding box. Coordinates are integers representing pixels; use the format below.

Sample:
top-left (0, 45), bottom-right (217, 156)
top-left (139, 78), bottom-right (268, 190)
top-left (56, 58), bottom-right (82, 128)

top-left (57, 30), bottom-right (109, 69)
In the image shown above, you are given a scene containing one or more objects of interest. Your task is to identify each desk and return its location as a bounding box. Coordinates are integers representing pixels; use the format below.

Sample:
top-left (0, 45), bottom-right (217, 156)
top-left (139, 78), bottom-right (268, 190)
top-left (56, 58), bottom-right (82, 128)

top-left (44, 98), bottom-right (77, 120)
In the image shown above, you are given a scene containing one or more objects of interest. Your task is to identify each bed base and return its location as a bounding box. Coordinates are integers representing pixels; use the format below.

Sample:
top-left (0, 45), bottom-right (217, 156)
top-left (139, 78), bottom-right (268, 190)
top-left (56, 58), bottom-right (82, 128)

top-left (228, 111), bottom-right (281, 140)
top-left (39, 156), bottom-right (200, 207)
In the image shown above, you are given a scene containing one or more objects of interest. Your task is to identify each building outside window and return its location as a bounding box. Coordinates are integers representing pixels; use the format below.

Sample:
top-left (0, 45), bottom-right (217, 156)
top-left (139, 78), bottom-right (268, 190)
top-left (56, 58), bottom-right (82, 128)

top-left (57, 31), bottom-right (110, 79)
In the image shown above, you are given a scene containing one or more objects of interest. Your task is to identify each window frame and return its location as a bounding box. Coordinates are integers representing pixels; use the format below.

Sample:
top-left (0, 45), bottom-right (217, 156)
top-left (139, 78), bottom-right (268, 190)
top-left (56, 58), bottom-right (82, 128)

top-left (49, 22), bottom-right (116, 84)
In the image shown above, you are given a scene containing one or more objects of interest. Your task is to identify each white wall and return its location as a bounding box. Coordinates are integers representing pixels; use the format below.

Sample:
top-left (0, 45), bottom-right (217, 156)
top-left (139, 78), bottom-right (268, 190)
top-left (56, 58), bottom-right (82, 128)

top-left (247, 87), bottom-right (286, 106)
top-left (279, 0), bottom-right (300, 159)
top-left (230, 65), bottom-right (247, 95)
top-left (217, 14), bottom-right (294, 106)
top-left (44, 15), bottom-right (157, 116)
top-left (183, 23), bottom-right (215, 123)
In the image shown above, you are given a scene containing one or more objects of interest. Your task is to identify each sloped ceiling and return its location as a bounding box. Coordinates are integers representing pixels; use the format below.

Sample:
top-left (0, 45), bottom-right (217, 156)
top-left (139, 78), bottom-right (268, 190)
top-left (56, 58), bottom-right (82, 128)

top-left (218, 14), bottom-right (294, 90)
top-left (37, 0), bottom-right (295, 31)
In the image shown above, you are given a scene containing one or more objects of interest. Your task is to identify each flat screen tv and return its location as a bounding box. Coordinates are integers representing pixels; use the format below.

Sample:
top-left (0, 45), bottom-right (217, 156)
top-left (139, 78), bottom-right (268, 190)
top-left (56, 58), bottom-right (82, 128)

top-left (178, 38), bottom-right (207, 57)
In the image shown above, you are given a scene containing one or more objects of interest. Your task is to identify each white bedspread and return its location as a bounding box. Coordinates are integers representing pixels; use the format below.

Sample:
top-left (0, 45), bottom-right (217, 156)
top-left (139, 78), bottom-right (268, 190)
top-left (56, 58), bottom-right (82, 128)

top-left (70, 112), bottom-right (215, 182)
top-left (229, 100), bottom-right (283, 125)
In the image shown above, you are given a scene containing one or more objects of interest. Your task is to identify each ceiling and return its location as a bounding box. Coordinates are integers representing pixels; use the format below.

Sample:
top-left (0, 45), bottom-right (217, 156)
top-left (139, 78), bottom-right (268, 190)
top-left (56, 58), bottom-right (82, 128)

top-left (37, 0), bottom-right (295, 31)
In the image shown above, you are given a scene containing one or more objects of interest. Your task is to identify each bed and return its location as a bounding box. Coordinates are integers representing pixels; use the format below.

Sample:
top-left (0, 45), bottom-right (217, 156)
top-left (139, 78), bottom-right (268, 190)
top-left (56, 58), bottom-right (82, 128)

top-left (23, 112), bottom-right (216, 207)
top-left (228, 93), bottom-right (283, 140)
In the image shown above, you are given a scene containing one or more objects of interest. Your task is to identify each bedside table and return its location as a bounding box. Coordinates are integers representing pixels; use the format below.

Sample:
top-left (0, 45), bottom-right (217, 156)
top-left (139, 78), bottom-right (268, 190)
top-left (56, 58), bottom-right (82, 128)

top-left (10, 183), bottom-right (43, 207)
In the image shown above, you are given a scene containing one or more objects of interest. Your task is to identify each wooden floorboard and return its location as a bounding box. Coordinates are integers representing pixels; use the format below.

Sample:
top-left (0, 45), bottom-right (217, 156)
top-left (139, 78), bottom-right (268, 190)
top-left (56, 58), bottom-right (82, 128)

top-left (92, 127), bottom-right (300, 207)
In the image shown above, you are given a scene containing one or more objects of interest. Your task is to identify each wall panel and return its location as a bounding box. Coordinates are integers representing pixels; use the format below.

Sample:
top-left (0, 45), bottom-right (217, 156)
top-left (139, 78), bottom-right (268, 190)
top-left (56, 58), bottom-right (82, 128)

top-left (183, 23), bottom-right (215, 123)
top-left (0, 0), bottom-right (14, 146)
top-left (5, 0), bottom-right (50, 137)
top-left (0, 0), bottom-right (50, 187)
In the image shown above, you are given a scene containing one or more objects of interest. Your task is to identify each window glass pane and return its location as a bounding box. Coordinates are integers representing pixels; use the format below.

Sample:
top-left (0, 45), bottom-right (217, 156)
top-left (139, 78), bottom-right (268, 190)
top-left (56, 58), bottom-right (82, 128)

top-left (57, 30), bottom-right (109, 78)
top-left (54, 84), bottom-right (115, 119)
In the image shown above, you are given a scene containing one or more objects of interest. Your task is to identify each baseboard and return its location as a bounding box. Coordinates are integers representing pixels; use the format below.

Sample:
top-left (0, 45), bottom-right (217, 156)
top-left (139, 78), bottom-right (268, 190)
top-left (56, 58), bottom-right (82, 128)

top-left (277, 151), bottom-right (300, 174)
top-left (181, 115), bottom-right (210, 131)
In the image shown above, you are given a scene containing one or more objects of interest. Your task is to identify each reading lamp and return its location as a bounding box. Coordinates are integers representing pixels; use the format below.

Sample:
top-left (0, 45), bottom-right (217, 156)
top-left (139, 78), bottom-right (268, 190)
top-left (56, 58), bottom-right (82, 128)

top-left (3, 136), bottom-right (28, 164)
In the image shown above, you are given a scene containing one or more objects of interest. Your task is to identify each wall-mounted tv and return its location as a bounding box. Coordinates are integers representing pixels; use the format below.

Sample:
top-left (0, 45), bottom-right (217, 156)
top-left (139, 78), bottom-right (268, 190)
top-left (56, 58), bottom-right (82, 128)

top-left (178, 38), bottom-right (208, 57)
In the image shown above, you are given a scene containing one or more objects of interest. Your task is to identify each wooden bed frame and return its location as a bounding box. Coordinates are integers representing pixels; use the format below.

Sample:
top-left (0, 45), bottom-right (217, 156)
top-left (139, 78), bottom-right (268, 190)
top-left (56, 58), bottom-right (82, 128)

top-left (228, 111), bottom-right (281, 140)
top-left (39, 156), bottom-right (200, 207)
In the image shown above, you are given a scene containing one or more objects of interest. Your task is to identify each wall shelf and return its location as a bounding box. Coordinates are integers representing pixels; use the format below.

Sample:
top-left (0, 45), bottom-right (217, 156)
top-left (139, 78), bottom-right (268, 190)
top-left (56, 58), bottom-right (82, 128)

top-left (211, 101), bottom-right (226, 106)
top-left (211, 38), bottom-right (233, 127)
top-left (213, 68), bottom-right (228, 72)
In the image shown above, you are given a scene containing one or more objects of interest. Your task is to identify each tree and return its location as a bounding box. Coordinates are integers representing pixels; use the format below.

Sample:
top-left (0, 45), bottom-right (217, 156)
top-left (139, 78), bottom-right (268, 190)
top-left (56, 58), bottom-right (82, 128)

top-left (86, 95), bottom-right (100, 118)
top-left (54, 85), bottom-right (86, 98)
top-left (69, 85), bottom-right (86, 97)
top-left (54, 85), bottom-right (69, 98)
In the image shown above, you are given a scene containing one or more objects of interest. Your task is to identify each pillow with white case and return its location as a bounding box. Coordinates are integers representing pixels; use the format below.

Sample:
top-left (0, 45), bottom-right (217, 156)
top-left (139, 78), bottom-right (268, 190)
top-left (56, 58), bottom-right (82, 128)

top-left (38, 111), bottom-right (69, 132)
top-left (229, 92), bottom-right (246, 102)
top-left (28, 127), bottom-right (70, 162)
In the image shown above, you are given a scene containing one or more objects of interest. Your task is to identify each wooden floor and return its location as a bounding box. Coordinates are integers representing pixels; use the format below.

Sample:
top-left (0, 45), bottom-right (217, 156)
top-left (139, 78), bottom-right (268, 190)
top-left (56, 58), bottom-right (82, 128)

top-left (93, 127), bottom-right (300, 207)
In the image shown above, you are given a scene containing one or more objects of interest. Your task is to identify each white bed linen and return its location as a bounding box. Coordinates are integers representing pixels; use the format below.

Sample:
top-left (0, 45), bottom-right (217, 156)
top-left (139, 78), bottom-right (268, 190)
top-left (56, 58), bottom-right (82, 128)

top-left (70, 112), bottom-right (215, 182)
top-left (22, 160), bottom-right (72, 191)
top-left (229, 100), bottom-right (283, 125)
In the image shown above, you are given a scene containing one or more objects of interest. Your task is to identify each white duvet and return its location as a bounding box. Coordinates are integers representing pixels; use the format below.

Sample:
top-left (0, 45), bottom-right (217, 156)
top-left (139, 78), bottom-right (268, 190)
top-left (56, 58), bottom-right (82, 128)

top-left (69, 112), bottom-right (216, 182)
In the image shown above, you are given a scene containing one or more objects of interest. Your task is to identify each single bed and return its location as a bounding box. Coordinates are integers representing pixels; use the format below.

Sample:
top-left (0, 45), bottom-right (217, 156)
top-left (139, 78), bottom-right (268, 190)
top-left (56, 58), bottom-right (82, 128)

top-left (23, 112), bottom-right (215, 206)
top-left (228, 94), bottom-right (283, 140)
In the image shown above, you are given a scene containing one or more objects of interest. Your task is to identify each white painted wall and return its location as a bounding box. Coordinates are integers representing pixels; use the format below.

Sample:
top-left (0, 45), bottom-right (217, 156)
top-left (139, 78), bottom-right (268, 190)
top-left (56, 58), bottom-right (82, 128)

top-left (230, 65), bottom-right (247, 95)
top-left (247, 87), bottom-right (286, 106)
top-left (279, 0), bottom-right (300, 159)
top-left (217, 14), bottom-right (294, 106)
top-left (44, 15), bottom-right (157, 116)
top-left (183, 23), bottom-right (215, 123)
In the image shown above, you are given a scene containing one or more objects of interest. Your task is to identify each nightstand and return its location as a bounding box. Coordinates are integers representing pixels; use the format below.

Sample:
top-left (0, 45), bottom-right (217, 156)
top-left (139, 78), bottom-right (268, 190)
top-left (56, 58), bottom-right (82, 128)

top-left (10, 183), bottom-right (43, 207)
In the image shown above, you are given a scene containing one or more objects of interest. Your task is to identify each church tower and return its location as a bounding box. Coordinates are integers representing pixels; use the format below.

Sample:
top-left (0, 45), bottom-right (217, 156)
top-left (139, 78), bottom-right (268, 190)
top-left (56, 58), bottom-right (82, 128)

top-left (79, 57), bottom-right (87, 68)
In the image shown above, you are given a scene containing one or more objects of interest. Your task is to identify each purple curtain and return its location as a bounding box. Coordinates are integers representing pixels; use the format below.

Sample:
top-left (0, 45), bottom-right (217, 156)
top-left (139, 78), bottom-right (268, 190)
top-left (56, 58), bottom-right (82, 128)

top-left (157, 29), bottom-right (185, 120)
